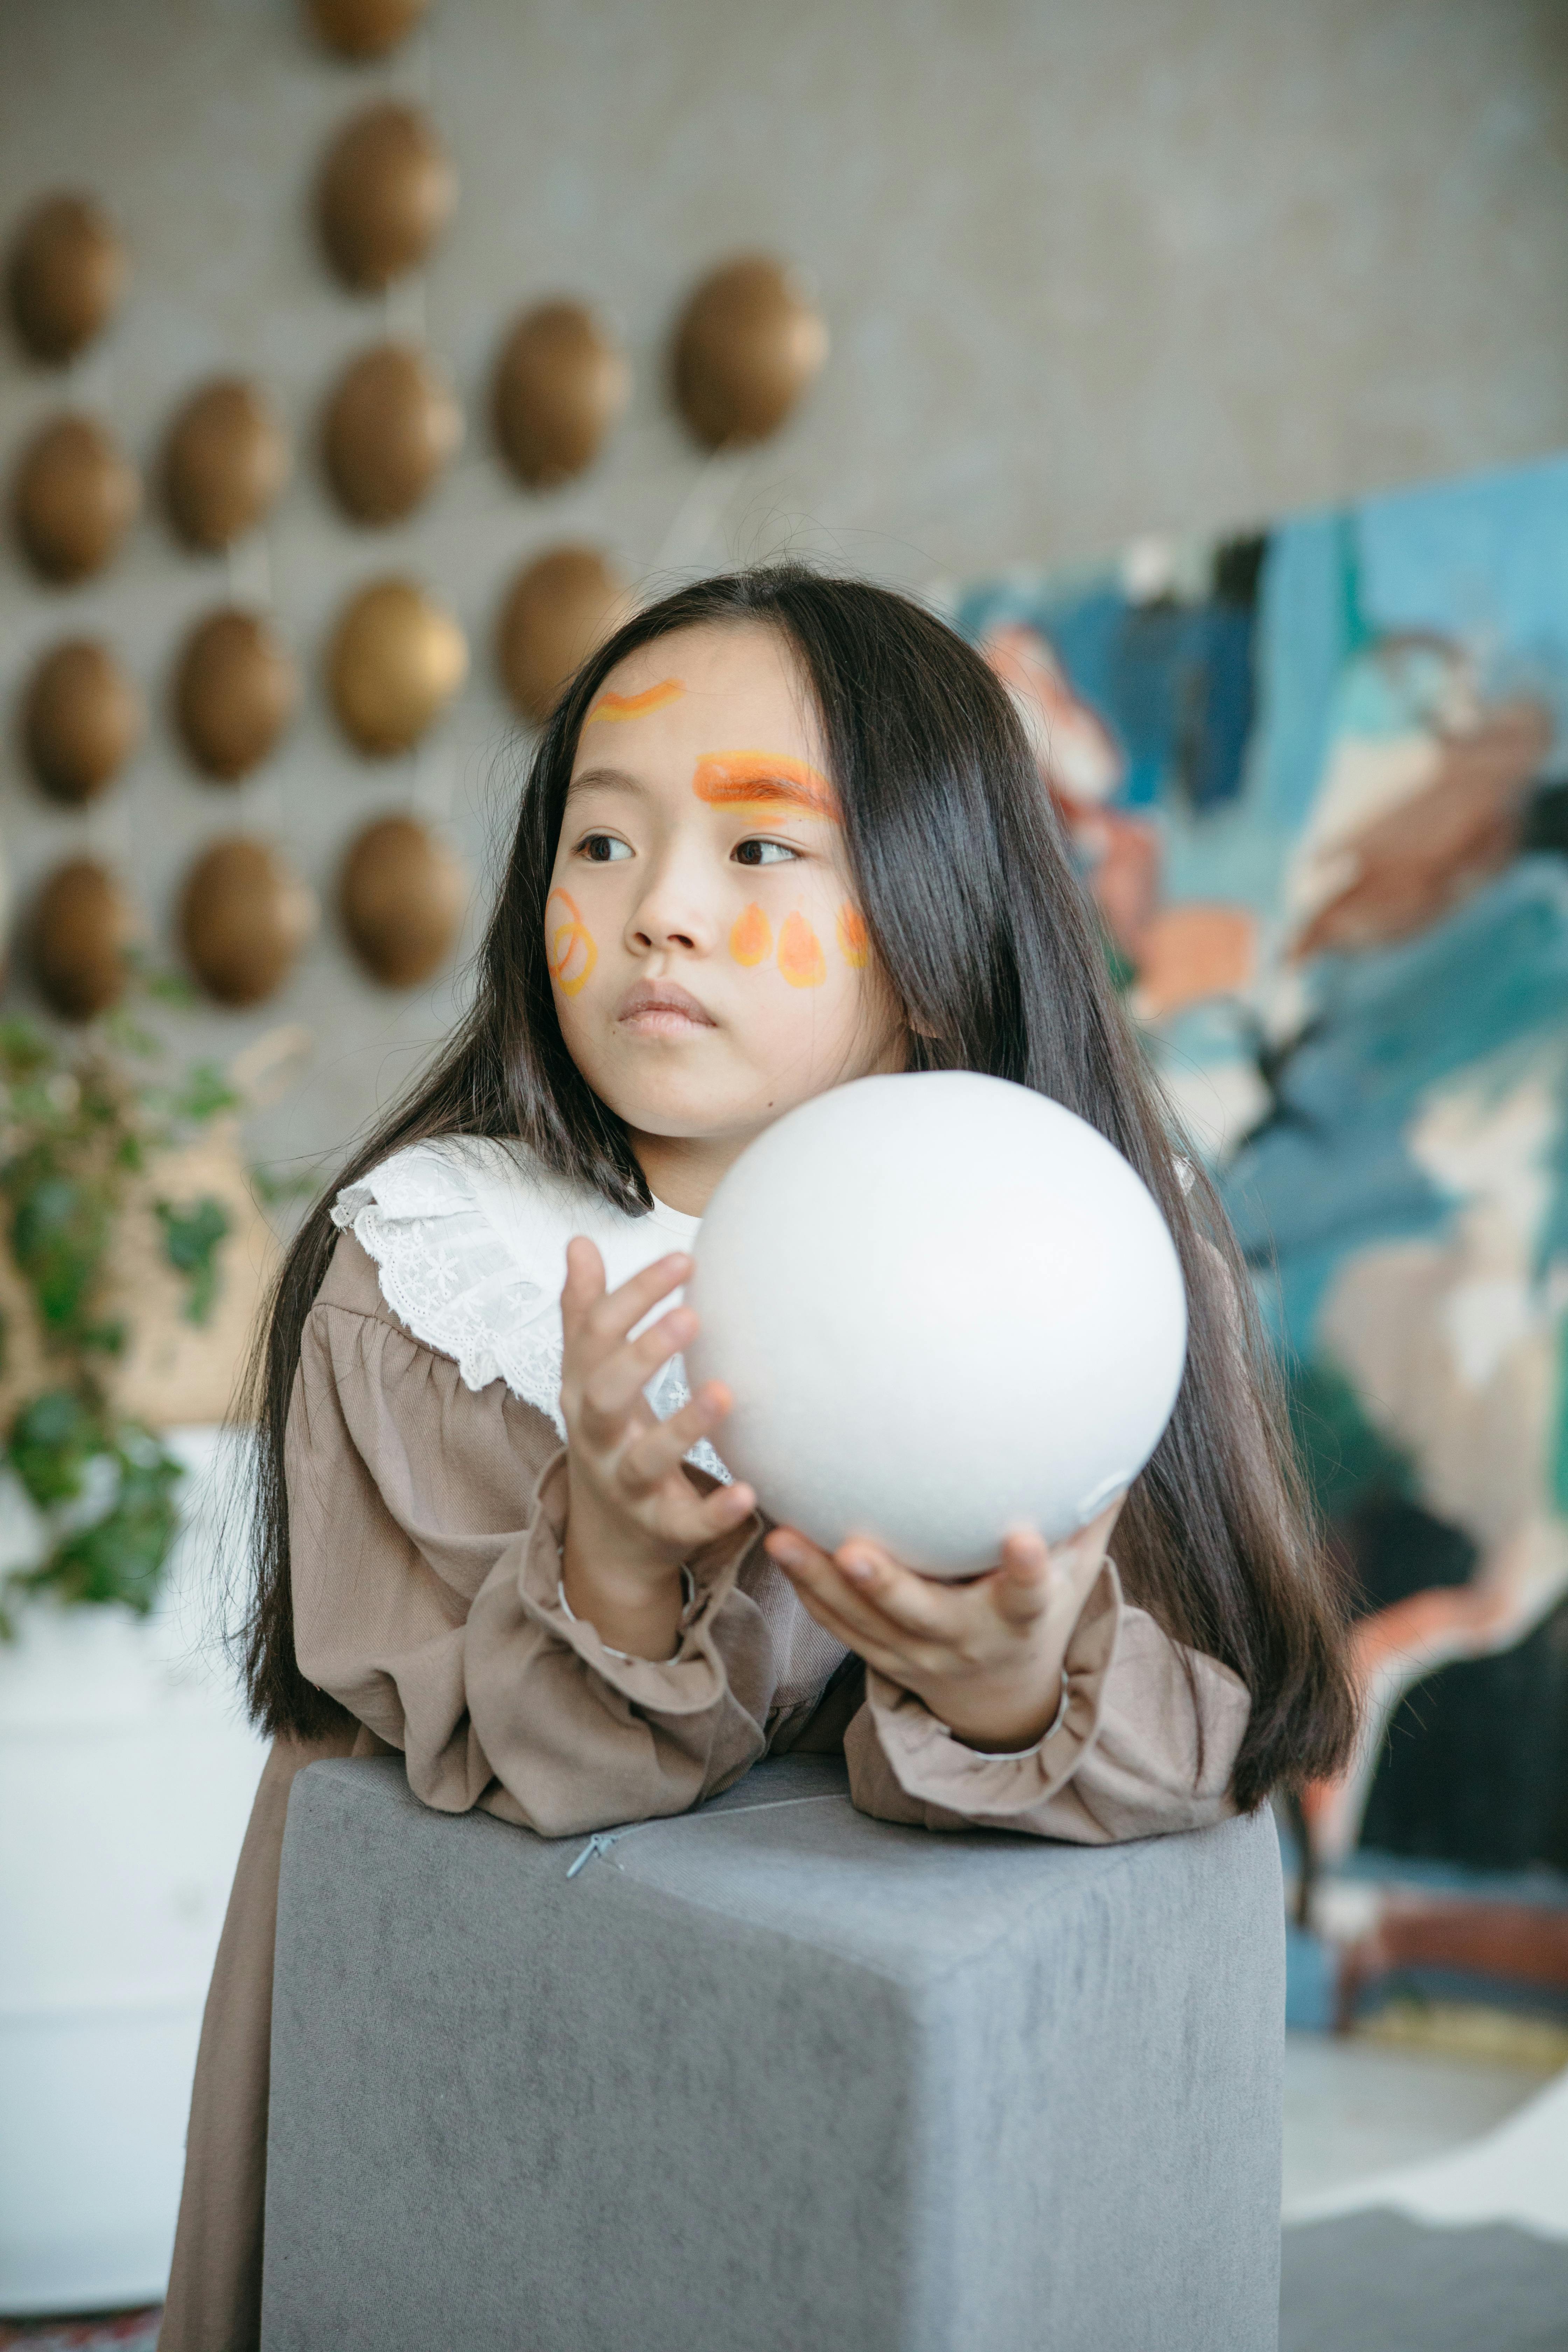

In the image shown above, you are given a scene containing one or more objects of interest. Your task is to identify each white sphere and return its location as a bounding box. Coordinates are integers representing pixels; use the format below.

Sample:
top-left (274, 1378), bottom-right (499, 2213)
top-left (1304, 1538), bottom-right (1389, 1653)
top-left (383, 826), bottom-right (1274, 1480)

top-left (686, 1071), bottom-right (1188, 1578)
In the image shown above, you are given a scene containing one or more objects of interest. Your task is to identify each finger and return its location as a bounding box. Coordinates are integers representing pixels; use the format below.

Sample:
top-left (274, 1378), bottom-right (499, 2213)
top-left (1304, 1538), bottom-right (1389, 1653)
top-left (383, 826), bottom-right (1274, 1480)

top-left (559, 1237), bottom-right (607, 1339)
top-left (768, 1530), bottom-right (948, 1668)
top-left (688, 1478), bottom-right (758, 1541)
top-left (637, 1469), bottom-right (757, 1566)
top-left (617, 1382), bottom-right (733, 1493)
top-left (832, 1539), bottom-right (959, 1642)
top-left (988, 1528), bottom-right (1055, 1629)
top-left (766, 1528), bottom-right (882, 1641)
top-left (764, 1525), bottom-right (836, 1579)
top-left (578, 1252), bottom-right (693, 1361)
top-left (581, 1308), bottom-right (700, 1429)
top-left (766, 1560), bottom-right (913, 1680)
top-left (651, 1472), bottom-right (758, 1555)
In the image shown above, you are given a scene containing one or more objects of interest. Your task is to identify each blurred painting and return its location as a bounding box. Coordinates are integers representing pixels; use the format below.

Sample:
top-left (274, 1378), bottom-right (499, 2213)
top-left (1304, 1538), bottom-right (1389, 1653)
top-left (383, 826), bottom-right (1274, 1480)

top-left (955, 453), bottom-right (1568, 1876)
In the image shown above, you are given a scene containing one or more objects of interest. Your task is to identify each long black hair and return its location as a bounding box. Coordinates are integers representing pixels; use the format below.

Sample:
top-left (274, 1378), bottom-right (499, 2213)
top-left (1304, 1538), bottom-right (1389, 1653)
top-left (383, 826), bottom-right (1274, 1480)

top-left (240, 563), bottom-right (1355, 1809)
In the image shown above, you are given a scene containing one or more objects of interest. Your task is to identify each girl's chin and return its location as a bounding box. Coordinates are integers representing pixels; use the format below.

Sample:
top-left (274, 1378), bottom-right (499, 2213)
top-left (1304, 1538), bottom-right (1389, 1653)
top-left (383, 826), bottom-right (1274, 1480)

top-left (616, 1099), bottom-right (760, 1142)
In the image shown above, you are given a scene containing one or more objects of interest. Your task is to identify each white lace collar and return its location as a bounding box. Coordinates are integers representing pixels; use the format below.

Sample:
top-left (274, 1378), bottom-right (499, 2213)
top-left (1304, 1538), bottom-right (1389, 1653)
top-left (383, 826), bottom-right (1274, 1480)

top-left (331, 1135), bottom-right (726, 1477)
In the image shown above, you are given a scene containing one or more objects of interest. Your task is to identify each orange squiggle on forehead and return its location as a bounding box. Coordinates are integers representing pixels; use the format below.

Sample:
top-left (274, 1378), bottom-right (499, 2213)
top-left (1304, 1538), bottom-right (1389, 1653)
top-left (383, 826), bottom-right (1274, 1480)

top-left (693, 751), bottom-right (839, 821)
top-left (583, 678), bottom-right (686, 727)
top-left (545, 888), bottom-right (597, 997)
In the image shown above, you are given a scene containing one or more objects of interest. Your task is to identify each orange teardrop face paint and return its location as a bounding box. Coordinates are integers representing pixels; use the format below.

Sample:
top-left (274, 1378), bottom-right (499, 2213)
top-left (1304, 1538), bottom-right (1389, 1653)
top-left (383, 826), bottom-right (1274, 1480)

top-left (693, 751), bottom-right (839, 822)
top-left (836, 903), bottom-right (869, 968)
top-left (730, 902), bottom-right (773, 967)
top-left (545, 888), bottom-right (597, 997)
top-left (778, 910), bottom-right (827, 988)
top-left (583, 678), bottom-right (685, 728)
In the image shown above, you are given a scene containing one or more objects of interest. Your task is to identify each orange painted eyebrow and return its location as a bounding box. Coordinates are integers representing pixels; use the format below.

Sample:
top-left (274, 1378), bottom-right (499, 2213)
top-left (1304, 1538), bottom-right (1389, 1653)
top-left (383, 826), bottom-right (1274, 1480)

top-left (692, 751), bottom-right (839, 821)
top-left (583, 679), bottom-right (686, 727)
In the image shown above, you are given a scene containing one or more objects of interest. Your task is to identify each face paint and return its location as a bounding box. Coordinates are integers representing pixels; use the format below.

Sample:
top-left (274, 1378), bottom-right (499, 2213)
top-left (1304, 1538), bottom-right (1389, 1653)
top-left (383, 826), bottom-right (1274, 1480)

top-left (546, 887), bottom-right (597, 997)
top-left (778, 910), bottom-right (827, 988)
top-left (583, 678), bottom-right (686, 727)
top-left (693, 751), bottom-right (839, 822)
top-left (836, 904), bottom-right (869, 968)
top-left (729, 902), bottom-right (774, 967)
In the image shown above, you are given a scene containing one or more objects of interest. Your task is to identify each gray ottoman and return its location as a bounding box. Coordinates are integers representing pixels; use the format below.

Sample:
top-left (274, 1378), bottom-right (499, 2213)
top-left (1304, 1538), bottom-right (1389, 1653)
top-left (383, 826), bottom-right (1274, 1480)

top-left (262, 1754), bottom-right (1283, 2352)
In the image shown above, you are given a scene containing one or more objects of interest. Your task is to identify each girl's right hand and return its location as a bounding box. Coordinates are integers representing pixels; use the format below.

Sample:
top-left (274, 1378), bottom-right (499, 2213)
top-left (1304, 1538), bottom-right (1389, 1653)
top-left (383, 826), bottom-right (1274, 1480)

top-left (558, 1238), bottom-right (756, 1657)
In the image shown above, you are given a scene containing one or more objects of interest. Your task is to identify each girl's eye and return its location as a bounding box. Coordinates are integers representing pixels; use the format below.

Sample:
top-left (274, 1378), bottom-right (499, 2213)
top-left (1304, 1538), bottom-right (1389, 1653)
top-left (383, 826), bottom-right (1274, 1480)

top-left (579, 834), bottom-right (632, 863)
top-left (733, 838), bottom-right (799, 868)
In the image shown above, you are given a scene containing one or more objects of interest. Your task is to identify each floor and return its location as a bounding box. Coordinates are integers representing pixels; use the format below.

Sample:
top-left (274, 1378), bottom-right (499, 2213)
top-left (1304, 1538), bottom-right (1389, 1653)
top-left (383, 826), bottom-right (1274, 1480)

top-left (1282, 2028), bottom-right (1561, 2215)
top-left (4, 2033), bottom-right (1562, 2347)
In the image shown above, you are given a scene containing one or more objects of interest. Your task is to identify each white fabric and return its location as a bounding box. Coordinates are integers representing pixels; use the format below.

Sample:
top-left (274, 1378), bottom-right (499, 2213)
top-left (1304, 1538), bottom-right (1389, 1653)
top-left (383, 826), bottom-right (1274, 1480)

top-left (331, 1135), bottom-right (729, 1481)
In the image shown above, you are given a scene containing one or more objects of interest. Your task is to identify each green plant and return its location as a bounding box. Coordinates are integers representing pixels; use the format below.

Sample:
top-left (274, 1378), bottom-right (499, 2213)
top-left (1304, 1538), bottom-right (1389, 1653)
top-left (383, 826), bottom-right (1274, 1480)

top-left (154, 1196), bottom-right (231, 1325)
top-left (0, 1015), bottom-right (240, 1634)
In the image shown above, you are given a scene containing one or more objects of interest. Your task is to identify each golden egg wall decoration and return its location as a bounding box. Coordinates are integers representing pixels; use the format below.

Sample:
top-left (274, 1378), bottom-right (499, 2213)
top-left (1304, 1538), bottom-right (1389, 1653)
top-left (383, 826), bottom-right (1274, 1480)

top-left (180, 837), bottom-right (318, 1007)
top-left (165, 378), bottom-right (291, 551)
top-left (317, 101), bottom-right (455, 291)
top-left (305, 0), bottom-right (431, 59)
top-left (174, 609), bottom-right (299, 782)
top-left (496, 545), bottom-right (629, 724)
top-left (493, 301), bottom-right (630, 490)
top-left (32, 857), bottom-right (138, 1020)
top-left (12, 414), bottom-right (140, 582)
top-left (329, 576), bottom-right (468, 755)
top-left (7, 192), bottom-right (128, 365)
top-left (23, 638), bottom-right (144, 805)
top-left (340, 813), bottom-right (467, 986)
top-left (323, 342), bottom-right (462, 524)
top-left (673, 255), bottom-right (828, 449)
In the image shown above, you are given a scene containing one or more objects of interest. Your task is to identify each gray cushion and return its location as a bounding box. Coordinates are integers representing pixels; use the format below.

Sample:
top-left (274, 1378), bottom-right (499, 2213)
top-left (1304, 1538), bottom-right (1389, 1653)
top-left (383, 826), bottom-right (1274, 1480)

top-left (263, 1755), bottom-right (1284, 2352)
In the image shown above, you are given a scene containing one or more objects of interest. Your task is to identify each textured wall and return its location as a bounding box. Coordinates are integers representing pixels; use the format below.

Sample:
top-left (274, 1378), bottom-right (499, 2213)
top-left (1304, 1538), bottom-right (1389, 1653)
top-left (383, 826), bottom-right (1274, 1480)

top-left (3, 0), bottom-right (1568, 1177)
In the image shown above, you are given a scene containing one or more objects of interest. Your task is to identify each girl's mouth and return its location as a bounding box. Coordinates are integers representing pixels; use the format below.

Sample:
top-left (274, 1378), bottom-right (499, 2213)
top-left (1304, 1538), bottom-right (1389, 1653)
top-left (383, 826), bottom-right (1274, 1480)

top-left (616, 980), bottom-right (718, 1035)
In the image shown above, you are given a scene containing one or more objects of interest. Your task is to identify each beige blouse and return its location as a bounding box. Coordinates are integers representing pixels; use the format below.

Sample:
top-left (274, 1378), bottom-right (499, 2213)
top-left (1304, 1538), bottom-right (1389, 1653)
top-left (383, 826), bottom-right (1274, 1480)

top-left (161, 1212), bottom-right (1251, 2351)
top-left (292, 1232), bottom-right (1251, 1842)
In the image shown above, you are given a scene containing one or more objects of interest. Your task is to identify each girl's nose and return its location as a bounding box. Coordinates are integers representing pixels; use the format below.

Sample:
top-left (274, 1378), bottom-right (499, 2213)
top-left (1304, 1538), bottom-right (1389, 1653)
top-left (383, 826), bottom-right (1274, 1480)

top-left (628, 863), bottom-right (714, 956)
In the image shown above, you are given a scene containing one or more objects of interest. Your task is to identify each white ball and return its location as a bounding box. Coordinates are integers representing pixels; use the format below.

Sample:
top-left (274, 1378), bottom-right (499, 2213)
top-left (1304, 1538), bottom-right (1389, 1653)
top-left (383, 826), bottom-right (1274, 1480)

top-left (686, 1071), bottom-right (1188, 1577)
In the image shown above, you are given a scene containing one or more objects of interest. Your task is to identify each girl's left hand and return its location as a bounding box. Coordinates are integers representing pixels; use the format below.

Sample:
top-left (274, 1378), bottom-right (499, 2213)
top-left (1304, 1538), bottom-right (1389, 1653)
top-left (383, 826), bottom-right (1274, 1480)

top-left (764, 1493), bottom-right (1126, 1753)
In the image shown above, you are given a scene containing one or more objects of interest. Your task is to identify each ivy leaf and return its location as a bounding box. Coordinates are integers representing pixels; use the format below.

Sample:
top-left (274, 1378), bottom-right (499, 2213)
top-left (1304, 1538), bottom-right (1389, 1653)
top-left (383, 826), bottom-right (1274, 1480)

top-left (140, 967), bottom-right (201, 1008)
top-left (9, 1388), bottom-right (99, 1508)
top-left (102, 1010), bottom-right (161, 1060)
top-left (0, 1004), bottom-right (239, 1639)
top-left (174, 1065), bottom-right (241, 1126)
top-left (16, 1430), bottom-right (184, 1616)
top-left (155, 1195), bottom-right (231, 1324)
top-left (0, 1019), bottom-right (52, 1081)
top-left (7, 1174), bottom-right (111, 1343)
top-left (38, 1473), bottom-right (181, 1612)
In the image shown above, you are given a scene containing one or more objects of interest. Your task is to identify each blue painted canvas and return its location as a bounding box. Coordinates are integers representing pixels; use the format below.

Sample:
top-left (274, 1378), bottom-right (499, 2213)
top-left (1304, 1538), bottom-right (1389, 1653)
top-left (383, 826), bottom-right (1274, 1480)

top-left (955, 456), bottom-right (1568, 1874)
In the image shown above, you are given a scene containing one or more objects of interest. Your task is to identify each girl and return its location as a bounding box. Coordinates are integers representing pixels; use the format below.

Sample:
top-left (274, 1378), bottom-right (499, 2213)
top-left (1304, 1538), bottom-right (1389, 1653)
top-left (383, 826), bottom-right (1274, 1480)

top-left (161, 566), bottom-right (1354, 2350)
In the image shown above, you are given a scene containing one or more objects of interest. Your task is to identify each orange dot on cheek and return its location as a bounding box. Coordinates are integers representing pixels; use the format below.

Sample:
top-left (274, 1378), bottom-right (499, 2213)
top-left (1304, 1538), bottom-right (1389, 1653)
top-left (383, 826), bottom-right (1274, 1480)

top-left (778, 910), bottom-right (827, 989)
top-left (729, 903), bottom-right (773, 967)
top-left (836, 903), bottom-right (869, 968)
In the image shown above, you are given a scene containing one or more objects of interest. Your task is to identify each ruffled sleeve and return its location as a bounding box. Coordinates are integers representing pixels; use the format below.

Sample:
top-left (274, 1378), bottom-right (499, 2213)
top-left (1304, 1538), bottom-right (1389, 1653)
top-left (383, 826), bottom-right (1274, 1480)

top-left (842, 1559), bottom-right (1252, 1841)
top-left (328, 1131), bottom-right (724, 1478)
top-left (287, 1233), bottom-right (774, 1837)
